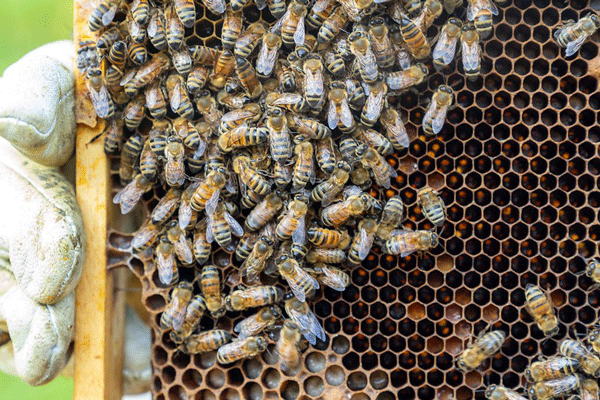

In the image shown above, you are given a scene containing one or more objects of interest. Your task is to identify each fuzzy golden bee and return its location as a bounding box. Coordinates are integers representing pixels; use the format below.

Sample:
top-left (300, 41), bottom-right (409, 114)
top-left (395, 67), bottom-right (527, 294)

top-left (217, 336), bottom-right (268, 364)
top-left (525, 357), bottom-right (580, 383)
top-left (225, 286), bottom-right (284, 312)
top-left (234, 305), bottom-right (281, 339)
top-left (455, 330), bottom-right (506, 372)
top-left (423, 85), bottom-right (454, 136)
top-left (525, 284), bottom-right (559, 337)
top-left (180, 330), bottom-right (232, 354)
top-left (384, 228), bottom-right (438, 256)
top-left (417, 187), bottom-right (446, 227)
top-left (485, 386), bottom-right (528, 400)
top-left (528, 374), bottom-right (582, 400)
top-left (285, 297), bottom-right (326, 344)
top-left (559, 339), bottom-right (600, 377)
top-left (555, 13), bottom-right (600, 57)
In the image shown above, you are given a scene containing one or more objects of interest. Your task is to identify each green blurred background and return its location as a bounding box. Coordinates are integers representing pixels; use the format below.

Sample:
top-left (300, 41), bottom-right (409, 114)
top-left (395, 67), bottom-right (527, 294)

top-left (0, 0), bottom-right (75, 398)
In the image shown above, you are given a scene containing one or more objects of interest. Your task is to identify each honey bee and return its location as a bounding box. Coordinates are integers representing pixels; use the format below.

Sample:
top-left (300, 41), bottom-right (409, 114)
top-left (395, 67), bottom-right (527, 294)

top-left (263, 108), bottom-right (292, 164)
top-left (467, 0), bottom-right (498, 39)
top-left (219, 103), bottom-right (262, 134)
top-left (131, 220), bottom-right (162, 253)
top-left (234, 21), bottom-right (267, 58)
top-left (180, 330), bottom-right (232, 354)
top-left (201, 265), bottom-right (226, 318)
top-left (560, 339), bottom-right (600, 377)
top-left (276, 195), bottom-right (309, 241)
top-left (117, 133), bottom-right (142, 183)
top-left (317, 7), bottom-right (348, 44)
top-left (235, 305), bottom-right (281, 339)
top-left (113, 174), bottom-right (153, 214)
top-left (581, 378), bottom-right (599, 400)
top-left (287, 114), bottom-right (331, 140)
top-left (414, 0), bottom-right (443, 33)
top-left (172, 295), bottom-right (207, 342)
top-left (376, 196), bottom-right (404, 241)
top-left (124, 52), bottom-right (170, 97)
top-left (355, 144), bottom-right (397, 189)
top-left (525, 357), bottom-right (581, 383)
top-left (313, 138), bottom-right (335, 175)
top-left (223, 8), bottom-right (243, 49)
top-left (147, 9), bottom-right (167, 50)
top-left (347, 217), bottom-right (378, 266)
top-left (455, 330), bottom-right (506, 372)
top-left (277, 320), bottom-right (303, 375)
top-left (338, 136), bottom-right (358, 161)
top-left (417, 187), bottom-right (446, 227)
top-left (171, 46), bottom-right (193, 75)
top-left (268, 0), bottom-right (288, 18)
top-left (285, 296), bottom-right (326, 344)
top-left (555, 13), bottom-right (600, 57)
top-left (399, 17), bottom-right (430, 60)
top-left (528, 375), bottom-right (582, 400)
top-left (321, 49), bottom-right (346, 77)
top-left (309, 264), bottom-right (350, 290)
top-left (385, 63), bottom-right (429, 91)
top-left (166, 6), bottom-right (185, 50)
top-left (206, 200), bottom-right (244, 247)
top-left (274, 161), bottom-right (293, 189)
top-left (191, 220), bottom-right (210, 266)
top-left (123, 94), bottom-right (145, 131)
top-left (218, 126), bottom-right (268, 153)
top-left (327, 81), bottom-right (353, 129)
top-left (156, 236), bottom-right (177, 285)
top-left (225, 286), bottom-right (284, 311)
top-left (166, 73), bottom-right (194, 120)
top-left (265, 93), bottom-right (309, 113)
top-left (144, 80), bottom-right (168, 120)
top-left (360, 81), bottom-right (387, 127)
top-left (307, 226), bottom-right (350, 248)
top-left (280, 0), bottom-right (308, 47)
top-left (307, 0), bottom-right (337, 31)
top-left (167, 220), bottom-right (194, 265)
top-left (255, 33), bottom-right (283, 79)
top-left (210, 49), bottom-right (235, 90)
top-left (233, 156), bottom-right (272, 196)
top-left (368, 17), bottom-right (395, 68)
top-left (217, 336), bottom-right (268, 364)
top-left (348, 31), bottom-right (378, 83)
top-left (89, 0), bottom-right (120, 31)
top-left (433, 18), bottom-right (462, 71)
top-left (361, 128), bottom-right (392, 157)
top-left (292, 140), bottom-right (315, 192)
top-left (246, 193), bottom-right (285, 232)
top-left (278, 255), bottom-right (319, 302)
top-left (240, 237), bottom-right (275, 281)
top-left (587, 319), bottom-right (600, 354)
top-left (461, 23), bottom-right (481, 81)
top-left (173, 0), bottom-right (196, 28)
top-left (306, 247), bottom-right (346, 264)
top-left (423, 85), bottom-right (454, 136)
top-left (485, 385), bottom-right (528, 400)
top-left (443, 0), bottom-right (463, 14)
top-left (321, 194), bottom-right (367, 226)
top-left (187, 65), bottom-right (210, 96)
top-left (164, 136), bottom-right (186, 187)
top-left (160, 282), bottom-right (194, 330)
top-left (85, 67), bottom-right (115, 120)
top-left (151, 188), bottom-right (182, 225)
top-left (274, 60), bottom-right (297, 92)
top-left (303, 55), bottom-right (325, 108)
top-left (236, 56), bottom-right (263, 99)
top-left (525, 284), bottom-right (559, 337)
top-left (189, 45), bottom-right (220, 66)
top-left (384, 228), bottom-right (439, 256)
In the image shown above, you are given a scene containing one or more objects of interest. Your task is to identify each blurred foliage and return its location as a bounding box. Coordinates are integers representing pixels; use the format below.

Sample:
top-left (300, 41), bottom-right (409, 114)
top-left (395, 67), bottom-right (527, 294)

top-left (0, 0), bottom-right (73, 73)
top-left (0, 372), bottom-right (73, 399)
top-left (0, 3), bottom-right (75, 398)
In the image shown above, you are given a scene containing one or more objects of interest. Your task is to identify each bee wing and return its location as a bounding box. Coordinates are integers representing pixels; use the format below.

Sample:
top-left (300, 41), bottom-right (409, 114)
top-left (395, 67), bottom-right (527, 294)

top-left (222, 108), bottom-right (255, 122)
top-left (286, 276), bottom-right (307, 303)
top-left (131, 226), bottom-right (157, 250)
top-left (422, 96), bottom-right (439, 128)
top-left (321, 266), bottom-right (348, 291)
top-left (271, 11), bottom-right (288, 34)
top-left (327, 101), bottom-right (340, 129)
top-left (388, 119), bottom-right (410, 148)
top-left (205, 189), bottom-right (221, 215)
top-left (431, 104), bottom-right (450, 135)
top-left (340, 98), bottom-right (353, 128)
top-left (311, 0), bottom-right (330, 12)
top-left (176, 236), bottom-right (194, 264)
top-left (504, 389), bottom-right (528, 400)
top-left (565, 34), bottom-right (588, 57)
top-left (113, 184), bottom-right (139, 214)
top-left (207, 0), bottom-right (226, 13)
top-left (226, 173), bottom-right (238, 194)
top-left (102, 4), bottom-right (118, 26)
top-left (171, 84), bottom-right (182, 110)
top-left (148, 14), bottom-right (159, 37)
top-left (357, 228), bottom-right (374, 260)
top-left (257, 44), bottom-right (279, 76)
top-left (292, 215), bottom-right (306, 244)
top-left (171, 298), bottom-right (188, 331)
top-left (195, 139), bottom-right (207, 158)
top-left (157, 251), bottom-right (176, 285)
top-left (321, 184), bottom-right (342, 207)
top-left (294, 16), bottom-right (306, 46)
top-left (179, 202), bottom-right (193, 230)
top-left (225, 212), bottom-right (245, 237)
top-left (272, 93), bottom-right (302, 106)
top-left (290, 305), bottom-right (325, 344)
top-left (373, 166), bottom-right (392, 189)
top-left (461, 41), bottom-right (480, 71)
top-left (466, 2), bottom-right (479, 21)
top-left (485, 0), bottom-right (499, 15)
top-left (364, 91), bottom-right (386, 121)
top-left (89, 84), bottom-right (113, 119)
top-left (255, 0), bottom-right (267, 10)
top-left (206, 216), bottom-right (215, 243)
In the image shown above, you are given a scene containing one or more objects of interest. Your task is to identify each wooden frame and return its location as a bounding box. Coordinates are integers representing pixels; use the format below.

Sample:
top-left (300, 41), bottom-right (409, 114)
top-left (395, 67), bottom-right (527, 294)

top-left (73, 1), bottom-right (126, 399)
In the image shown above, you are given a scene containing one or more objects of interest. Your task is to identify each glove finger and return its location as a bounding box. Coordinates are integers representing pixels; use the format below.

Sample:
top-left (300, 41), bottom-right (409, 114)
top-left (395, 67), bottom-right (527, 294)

top-left (0, 42), bottom-right (75, 167)
top-left (0, 140), bottom-right (85, 305)
top-left (0, 286), bottom-right (74, 386)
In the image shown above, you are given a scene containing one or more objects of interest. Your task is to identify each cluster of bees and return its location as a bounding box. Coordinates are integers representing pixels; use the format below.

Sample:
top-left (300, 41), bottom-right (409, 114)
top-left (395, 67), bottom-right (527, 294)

top-left (75, 0), bottom-right (513, 374)
top-left (455, 271), bottom-right (600, 400)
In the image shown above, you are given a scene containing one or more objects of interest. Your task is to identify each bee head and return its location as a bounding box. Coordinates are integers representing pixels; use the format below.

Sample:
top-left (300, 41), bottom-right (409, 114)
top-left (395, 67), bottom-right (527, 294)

top-left (455, 358), bottom-right (468, 371)
top-left (524, 368), bottom-right (534, 382)
top-left (586, 262), bottom-right (595, 277)
top-left (354, 143), bottom-right (368, 157)
top-left (430, 232), bottom-right (439, 247)
top-left (484, 385), bottom-right (496, 399)
top-left (528, 387), bottom-right (537, 400)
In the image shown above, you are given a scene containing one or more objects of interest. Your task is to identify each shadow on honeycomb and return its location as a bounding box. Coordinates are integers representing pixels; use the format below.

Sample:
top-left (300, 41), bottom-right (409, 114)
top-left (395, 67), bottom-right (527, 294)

top-left (105, 0), bottom-right (600, 398)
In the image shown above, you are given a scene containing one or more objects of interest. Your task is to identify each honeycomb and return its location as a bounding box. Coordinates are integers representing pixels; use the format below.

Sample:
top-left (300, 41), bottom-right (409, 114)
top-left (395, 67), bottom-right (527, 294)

top-left (97, 0), bottom-right (600, 398)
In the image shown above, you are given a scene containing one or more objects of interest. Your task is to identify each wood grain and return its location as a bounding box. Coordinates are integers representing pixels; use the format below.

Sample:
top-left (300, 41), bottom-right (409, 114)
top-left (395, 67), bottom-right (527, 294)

top-left (73, 1), bottom-right (126, 399)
